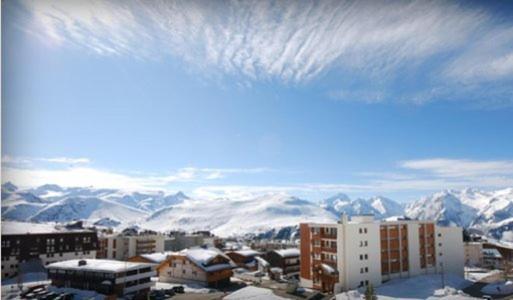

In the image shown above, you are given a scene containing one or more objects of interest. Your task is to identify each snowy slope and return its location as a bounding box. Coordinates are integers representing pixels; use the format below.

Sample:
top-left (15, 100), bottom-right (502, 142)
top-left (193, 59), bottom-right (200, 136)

top-left (405, 188), bottom-right (513, 240)
top-left (145, 193), bottom-right (337, 236)
top-left (30, 196), bottom-right (149, 225)
top-left (321, 194), bottom-right (405, 219)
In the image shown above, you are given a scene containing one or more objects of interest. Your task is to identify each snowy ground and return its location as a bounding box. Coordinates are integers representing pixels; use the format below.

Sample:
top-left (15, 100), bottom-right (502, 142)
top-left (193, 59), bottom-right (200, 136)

top-left (1, 272), bottom-right (47, 285)
top-left (337, 274), bottom-right (475, 300)
top-left (480, 280), bottom-right (513, 295)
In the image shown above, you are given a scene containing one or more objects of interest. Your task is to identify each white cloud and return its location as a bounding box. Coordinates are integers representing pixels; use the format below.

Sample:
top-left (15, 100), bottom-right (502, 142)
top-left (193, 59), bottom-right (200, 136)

top-left (2, 155), bottom-right (90, 165)
top-left (1, 156), bottom-right (271, 190)
top-left (20, 0), bottom-right (494, 83)
top-left (400, 158), bottom-right (513, 177)
top-left (444, 27), bottom-right (513, 82)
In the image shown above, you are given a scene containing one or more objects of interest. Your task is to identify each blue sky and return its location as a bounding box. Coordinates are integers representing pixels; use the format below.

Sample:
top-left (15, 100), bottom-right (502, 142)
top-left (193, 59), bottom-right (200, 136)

top-left (2, 0), bottom-right (513, 202)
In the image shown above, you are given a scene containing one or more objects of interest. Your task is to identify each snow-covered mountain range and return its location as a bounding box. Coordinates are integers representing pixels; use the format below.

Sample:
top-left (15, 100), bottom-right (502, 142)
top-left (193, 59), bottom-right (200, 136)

top-left (2, 182), bottom-right (512, 240)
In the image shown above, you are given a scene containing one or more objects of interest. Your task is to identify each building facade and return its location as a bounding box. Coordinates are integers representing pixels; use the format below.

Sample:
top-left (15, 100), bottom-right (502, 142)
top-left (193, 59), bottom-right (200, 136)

top-left (300, 215), bottom-right (464, 293)
top-left (1, 222), bottom-right (98, 279)
top-left (97, 232), bottom-right (165, 261)
top-left (265, 248), bottom-right (300, 278)
top-left (47, 259), bottom-right (155, 298)
top-left (464, 242), bottom-right (483, 267)
top-left (225, 249), bottom-right (261, 271)
top-left (158, 248), bottom-right (233, 287)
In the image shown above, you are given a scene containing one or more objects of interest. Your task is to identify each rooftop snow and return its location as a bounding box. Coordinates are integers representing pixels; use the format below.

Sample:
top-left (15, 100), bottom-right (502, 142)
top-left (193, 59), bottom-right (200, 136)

top-left (224, 286), bottom-right (287, 299)
top-left (1, 221), bottom-right (93, 235)
top-left (176, 248), bottom-right (233, 272)
top-left (140, 252), bottom-right (173, 263)
top-left (46, 259), bottom-right (154, 273)
top-left (231, 249), bottom-right (260, 257)
top-left (273, 248), bottom-right (300, 258)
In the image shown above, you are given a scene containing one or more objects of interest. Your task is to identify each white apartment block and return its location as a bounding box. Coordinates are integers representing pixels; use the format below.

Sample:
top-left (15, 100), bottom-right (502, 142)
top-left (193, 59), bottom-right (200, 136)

top-left (300, 215), bottom-right (464, 293)
top-left (99, 233), bottom-right (165, 261)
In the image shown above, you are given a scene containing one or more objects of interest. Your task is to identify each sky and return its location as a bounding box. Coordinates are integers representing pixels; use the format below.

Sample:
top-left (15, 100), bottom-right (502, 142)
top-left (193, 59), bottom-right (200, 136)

top-left (2, 0), bottom-right (513, 202)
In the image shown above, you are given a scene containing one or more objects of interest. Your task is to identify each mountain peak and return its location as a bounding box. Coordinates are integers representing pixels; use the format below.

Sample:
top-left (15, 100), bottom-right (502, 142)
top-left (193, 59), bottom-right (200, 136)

top-left (2, 182), bottom-right (18, 192)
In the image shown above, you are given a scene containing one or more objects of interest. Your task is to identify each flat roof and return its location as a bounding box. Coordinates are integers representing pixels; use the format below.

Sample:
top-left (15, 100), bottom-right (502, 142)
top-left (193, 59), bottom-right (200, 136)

top-left (46, 259), bottom-right (154, 273)
top-left (2, 221), bottom-right (95, 235)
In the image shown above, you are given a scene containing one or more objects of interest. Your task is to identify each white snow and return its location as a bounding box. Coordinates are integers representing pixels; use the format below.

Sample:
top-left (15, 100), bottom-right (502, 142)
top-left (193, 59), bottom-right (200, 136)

top-left (140, 252), bottom-right (173, 263)
top-left (273, 248), bottom-right (300, 258)
top-left (481, 280), bottom-right (513, 295)
top-left (374, 274), bottom-right (472, 299)
top-left (47, 259), bottom-right (154, 273)
top-left (231, 249), bottom-right (260, 257)
top-left (223, 286), bottom-right (287, 299)
top-left (153, 280), bottom-right (212, 294)
top-left (1, 221), bottom-right (60, 234)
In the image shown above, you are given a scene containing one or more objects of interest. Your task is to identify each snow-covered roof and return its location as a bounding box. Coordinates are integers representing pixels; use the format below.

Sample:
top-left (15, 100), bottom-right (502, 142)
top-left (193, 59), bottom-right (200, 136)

top-left (140, 252), bottom-right (173, 263)
top-left (1, 221), bottom-right (94, 235)
top-left (482, 248), bottom-right (502, 258)
top-left (321, 263), bottom-right (337, 275)
top-left (273, 248), bottom-right (300, 258)
top-left (46, 259), bottom-right (154, 273)
top-left (224, 286), bottom-right (287, 300)
top-left (255, 256), bottom-right (270, 268)
top-left (176, 248), bottom-right (233, 272)
top-left (230, 249), bottom-right (261, 257)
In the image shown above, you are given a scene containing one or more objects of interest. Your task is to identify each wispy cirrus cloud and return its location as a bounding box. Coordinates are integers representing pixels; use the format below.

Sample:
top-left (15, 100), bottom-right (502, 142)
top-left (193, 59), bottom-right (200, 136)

top-left (2, 155), bottom-right (90, 165)
top-left (18, 0), bottom-right (513, 88)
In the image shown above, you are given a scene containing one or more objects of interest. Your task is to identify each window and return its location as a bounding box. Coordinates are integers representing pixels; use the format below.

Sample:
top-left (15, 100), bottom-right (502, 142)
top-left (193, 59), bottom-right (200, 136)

top-left (365, 267), bottom-right (368, 273)
top-left (365, 254), bottom-right (368, 260)
top-left (182, 270), bottom-right (186, 274)
top-left (365, 280), bottom-right (369, 286)
top-left (364, 228), bottom-right (367, 234)
top-left (438, 243), bottom-right (442, 247)
top-left (364, 241), bottom-right (368, 246)
top-left (359, 228), bottom-right (363, 234)
top-left (360, 255), bottom-right (363, 260)
top-left (437, 233), bottom-right (441, 237)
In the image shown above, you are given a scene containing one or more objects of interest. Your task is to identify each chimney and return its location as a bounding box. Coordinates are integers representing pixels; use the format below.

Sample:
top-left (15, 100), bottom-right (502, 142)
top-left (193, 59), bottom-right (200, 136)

top-left (340, 213), bottom-right (348, 225)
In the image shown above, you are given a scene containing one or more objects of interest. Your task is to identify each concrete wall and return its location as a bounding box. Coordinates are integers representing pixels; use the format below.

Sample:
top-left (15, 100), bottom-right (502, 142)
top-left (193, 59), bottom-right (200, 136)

top-left (436, 226), bottom-right (464, 277)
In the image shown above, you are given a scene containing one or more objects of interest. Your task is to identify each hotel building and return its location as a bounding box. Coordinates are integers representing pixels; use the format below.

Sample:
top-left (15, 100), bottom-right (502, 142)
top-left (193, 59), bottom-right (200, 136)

top-left (299, 215), bottom-right (464, 293)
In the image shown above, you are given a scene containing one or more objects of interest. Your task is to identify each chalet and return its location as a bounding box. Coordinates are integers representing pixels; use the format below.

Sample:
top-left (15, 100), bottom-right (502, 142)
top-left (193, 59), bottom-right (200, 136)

top-left (158, 247), bottom-right (234, 287)
top-left (225, 249), bottom-right (261, 271)
top-left (46, 259), bottom-right (155, 299)
top-left (127, 251), bottom-right (173, 275)
top-left (265, 248), bottom-right (300, 278)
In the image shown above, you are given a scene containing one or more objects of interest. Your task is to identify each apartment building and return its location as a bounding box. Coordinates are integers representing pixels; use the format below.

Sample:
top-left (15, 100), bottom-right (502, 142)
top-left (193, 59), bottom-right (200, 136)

top-left (47, 259), bottom-right (155, 298)
top-left (97, 230), bottom-right (165, 260)
top-left (300, 215), bottom-right (464, 293)
top-left (1, 221), bottom-right (98, 279)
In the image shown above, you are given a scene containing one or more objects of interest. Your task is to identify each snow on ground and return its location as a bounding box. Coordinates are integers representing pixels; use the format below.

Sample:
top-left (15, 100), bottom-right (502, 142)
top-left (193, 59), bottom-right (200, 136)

top-left (373, 274), bottom-right (472, 299)
top-left (1, 272), bottom-right (48, 285)
top-left (481, 280), bottom-right (513, 295)
top-left (465, 268), bottom-right (501, 282)
top-left (223, 286), bottom-right (287, 299)
top-left (153, 280), bottom-right (212, 294)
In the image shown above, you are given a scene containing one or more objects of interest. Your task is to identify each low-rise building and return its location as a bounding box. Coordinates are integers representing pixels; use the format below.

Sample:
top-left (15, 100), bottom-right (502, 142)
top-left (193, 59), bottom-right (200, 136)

top-left (225, 249), bottom-right (261, 271)
top-left (1, 221), bottom-right (98, 279)
top-left (482, 248), bottom-right (503, 269)
top-left (164, 231), bottom-right (215, 251)
top-left (47, 259), bottom-right (155, 298)
top-left (464, 242), bottom-right (483, 267)
top-left (158, 247), bottom-right (234, 287)
top-left (265, 248), bottom-right (300, 278)
top-left (98, 230), bottom-right (165, 260)
top-left (300, 215), bottom-right (464, 293)
top-left (127, 252), bottom-right (173, 275)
